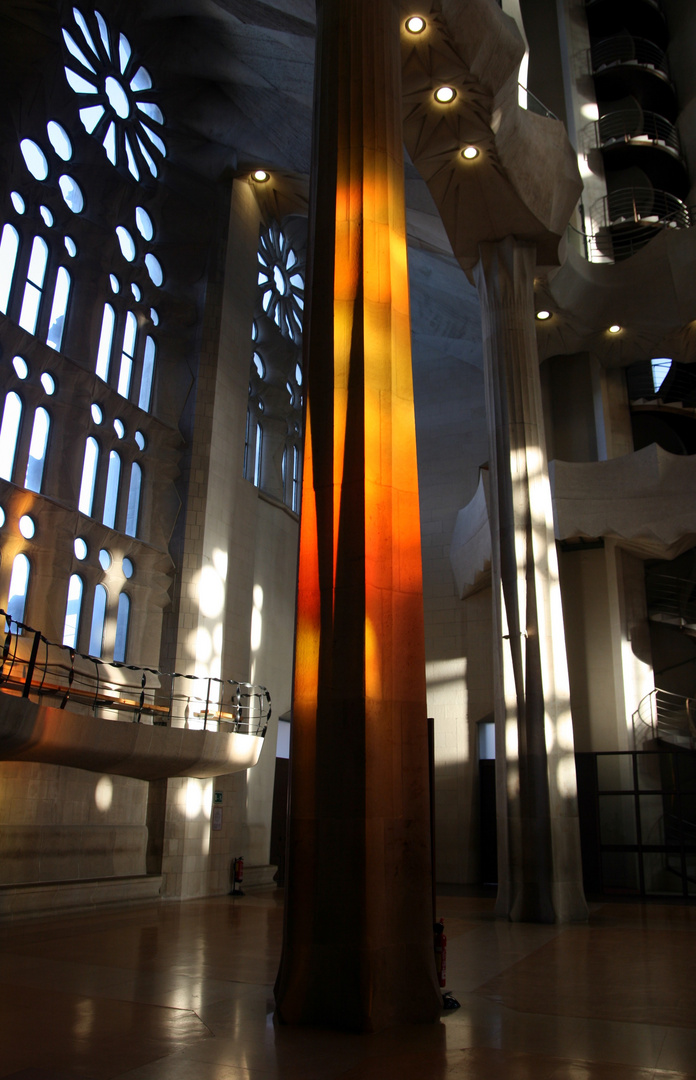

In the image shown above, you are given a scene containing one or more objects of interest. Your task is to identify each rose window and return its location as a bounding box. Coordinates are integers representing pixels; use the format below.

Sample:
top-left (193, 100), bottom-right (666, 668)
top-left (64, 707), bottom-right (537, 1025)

top-left (61, 6), bottom-right (166, 180)
top-left (257, 223), bottom-right (305, 342)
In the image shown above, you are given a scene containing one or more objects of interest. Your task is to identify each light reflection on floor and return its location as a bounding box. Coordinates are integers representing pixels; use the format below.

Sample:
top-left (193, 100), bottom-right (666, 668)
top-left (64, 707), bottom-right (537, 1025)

top-left (0, 887), bottom-right (695, 1079)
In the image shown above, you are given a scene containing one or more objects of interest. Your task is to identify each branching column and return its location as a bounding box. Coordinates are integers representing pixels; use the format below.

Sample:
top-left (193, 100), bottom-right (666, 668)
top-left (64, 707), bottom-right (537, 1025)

top-left (475, 238), bottom-right (588, 924)
top-left (274, 0), bottom-right (441, 1031)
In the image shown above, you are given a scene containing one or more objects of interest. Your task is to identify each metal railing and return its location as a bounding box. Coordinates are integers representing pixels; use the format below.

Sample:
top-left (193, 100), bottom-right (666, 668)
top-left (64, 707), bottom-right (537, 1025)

top-left (604, 187), bottom-right (691, 228)
top-left (576, 747), bottom-right (695, 899)
top-left (597, 109), bottom-right (681, 155)
top-left (520, 85), bottom-right (558, 121)
top-left (569, 188), bottom-right (692, 262)
top-left (646, 573), bottom-right (696, 631)
top-left (585, 0), bottom-right (663, 9)
top-left (0, 609), bottom-right (271, 736)
top-left (590, 35), bottom-right (670, 79)
top-left (633, 688), bottom-right (696, 750)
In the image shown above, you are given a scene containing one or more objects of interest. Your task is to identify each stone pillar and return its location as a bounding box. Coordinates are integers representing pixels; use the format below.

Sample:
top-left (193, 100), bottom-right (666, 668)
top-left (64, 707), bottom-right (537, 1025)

top-left (474, 238), bottom-right (588, 923)
top-left (274, 0), bottom-right (441, 1032)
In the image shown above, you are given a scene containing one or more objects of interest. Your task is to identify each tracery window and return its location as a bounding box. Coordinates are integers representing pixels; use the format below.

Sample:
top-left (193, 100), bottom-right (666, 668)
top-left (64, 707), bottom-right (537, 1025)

top-left (24, 407), bottom-right (50, 493)
top-left (257, 222), bottom-right (305, 343)
top-left (244, 222), bottom-right (305, 505)
top-left (89, 582), bottom-right (107, 657)
top-left (0, 392), bottom-right (23, 482)
top-left (125, 462), bottom-right (141, 537)
top-left (62, 7), bottom-right (167, 180)
top-left (6, 553), bottom-right (30, 628)
top-left (102, 450), bottom-right (121, 528)
top-left (62, 573), bottom-right (83, 648)
top-left (113, 592), bottom-right (130, 663)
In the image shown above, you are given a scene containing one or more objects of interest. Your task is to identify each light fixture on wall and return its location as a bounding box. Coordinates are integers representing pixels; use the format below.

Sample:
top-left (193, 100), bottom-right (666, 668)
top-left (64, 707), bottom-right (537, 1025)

top-left (405, 15), bottom-right (426, 34)
top-left (434, 86), bottom-right (457, 103)
top-left (252, 170), bottom-right (270, 183)
top-left (608, 324), bottom-right (622, 334)
top-left (536, 310), bottom-right (551, 321)
top-left (461, 145), bottom-right (479, 160)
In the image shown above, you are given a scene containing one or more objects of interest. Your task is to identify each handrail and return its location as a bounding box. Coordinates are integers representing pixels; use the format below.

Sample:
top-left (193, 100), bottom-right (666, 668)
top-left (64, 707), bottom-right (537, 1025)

top-left (632, 688), bottom-right (696, 749)
top-left (585, 0), bottom-right (663, 8)
top-left (519, 85), bottom-right (558, 121)
top-left (646, 573), bottom-right (696, 629)
top-left (597, 109), bottom-right (681, 156)
top-left (590, 35), bottom-right (670, 80)
top-left (0, 609), bottom-right (271, 736)
top-left (569, 189), bottom-right (692, 262)
top-left (603, 187), bottom-right (691, 229)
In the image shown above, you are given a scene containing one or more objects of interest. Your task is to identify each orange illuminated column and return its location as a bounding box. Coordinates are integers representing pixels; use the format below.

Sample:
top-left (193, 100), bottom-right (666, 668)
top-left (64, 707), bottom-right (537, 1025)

top-left (273, 0), bottom-right (442, 1031)
top-left (475, 239), bottom-right (588, 924)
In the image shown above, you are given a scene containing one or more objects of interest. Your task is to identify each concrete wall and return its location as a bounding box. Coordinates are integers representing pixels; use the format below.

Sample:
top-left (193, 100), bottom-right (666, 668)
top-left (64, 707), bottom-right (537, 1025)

top-left (0, 761), bottom-right (148, 884)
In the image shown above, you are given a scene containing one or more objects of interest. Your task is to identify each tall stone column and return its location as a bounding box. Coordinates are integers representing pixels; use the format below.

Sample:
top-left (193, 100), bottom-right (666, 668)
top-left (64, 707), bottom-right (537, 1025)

top-left (274, 0), bottom-right (442, 1032)
top-left (474, 238), bottom-right (588, 924)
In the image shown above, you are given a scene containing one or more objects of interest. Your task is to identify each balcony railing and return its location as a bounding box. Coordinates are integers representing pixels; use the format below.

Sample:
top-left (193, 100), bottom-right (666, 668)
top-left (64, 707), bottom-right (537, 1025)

top-left (591, 35), bottom-right (670, 80)
top-left (0, 610), bottom-right (271, 735)
top-left (597, 109), bottom-right (681, 155)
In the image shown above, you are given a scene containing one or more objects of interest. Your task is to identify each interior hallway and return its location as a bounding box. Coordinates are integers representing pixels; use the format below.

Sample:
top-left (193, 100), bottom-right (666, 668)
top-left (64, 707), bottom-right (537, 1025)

top-left (1, 888), bottom-right (696, 1079)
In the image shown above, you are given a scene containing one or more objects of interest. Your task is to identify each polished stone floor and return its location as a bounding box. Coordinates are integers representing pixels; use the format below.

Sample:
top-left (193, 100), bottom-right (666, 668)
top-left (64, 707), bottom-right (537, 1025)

top-left (1, 888), bottom-right (696, 1079)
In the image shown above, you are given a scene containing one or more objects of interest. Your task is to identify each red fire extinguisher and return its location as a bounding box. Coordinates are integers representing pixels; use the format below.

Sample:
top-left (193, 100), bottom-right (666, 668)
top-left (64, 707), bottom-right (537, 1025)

top-left (434, 918), bottom-right (446, 988)
top-left (230, 856), bottom-right (244, 896)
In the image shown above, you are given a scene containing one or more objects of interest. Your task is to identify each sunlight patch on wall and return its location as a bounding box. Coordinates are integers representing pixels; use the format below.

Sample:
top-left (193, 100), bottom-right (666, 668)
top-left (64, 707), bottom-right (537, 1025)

top-left (94, 775), bottom-right (113, 812)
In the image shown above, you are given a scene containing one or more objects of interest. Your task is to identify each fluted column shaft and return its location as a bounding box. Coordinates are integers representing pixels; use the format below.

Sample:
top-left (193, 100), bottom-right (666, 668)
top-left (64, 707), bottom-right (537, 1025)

top-left (274, 0), bottom-right (441, 1031)
top-left (475, 238), bottom-right (588, 924)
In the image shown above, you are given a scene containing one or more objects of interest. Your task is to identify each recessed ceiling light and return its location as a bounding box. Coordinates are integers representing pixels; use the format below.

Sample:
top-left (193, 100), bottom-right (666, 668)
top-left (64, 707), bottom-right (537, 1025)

top-left (434, 86), bottom-right (457, 104)
top-left (608, 324), bottom-right (621, 334)
top-left (252, 169), bottom-right (270, 183)
top-left (405, 16), bottom-right (426, 34)
top-left (536, 310), bottom-right (551, 321)
top-left (461, 145), bottom-right (479, 160)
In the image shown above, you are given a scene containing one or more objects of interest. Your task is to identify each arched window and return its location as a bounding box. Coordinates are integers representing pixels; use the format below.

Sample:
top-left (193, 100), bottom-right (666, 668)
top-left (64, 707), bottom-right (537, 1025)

top-left (6, 553), bottom-right (30, 629)
top-left (253, 423), bottom-right (263, 487)
top-left (118, 311), bottom-right (137, 398)
top-left (113, 592), bottom-right (130, 662)
top-left (46, 267), bottom-right (71, 350)
top-left (0, 392), bottom-right (23, 482)
top-left (138, 335), bottom-right (155, 411)
top-left (79, 436), bottom-right (99, 515)
top-left (0, 223), bottom-right (20, 313)
top-left (125, 461), bottom-right (141, 537)
top-left (96, 303), bottom-right (115, 381)
top-left (88, 582), bottom-right (107, 657)
top-left (19, 236), bottom-right (49, 335)
top-left (243, 409), bottom-right (252, 479)
top-left (102, 450), bottom-right (121, 528)
top-left (24, 407), bottom-right (50, 493)
top-left (291, 444), bottom-right (300, 512)
top-left (62, 573), bottom-right (83, 648)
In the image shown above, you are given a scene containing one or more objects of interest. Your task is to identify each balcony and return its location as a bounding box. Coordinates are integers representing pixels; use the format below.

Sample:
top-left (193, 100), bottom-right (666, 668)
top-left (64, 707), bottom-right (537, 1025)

top-left (0, 610), bottom-right (271, 779)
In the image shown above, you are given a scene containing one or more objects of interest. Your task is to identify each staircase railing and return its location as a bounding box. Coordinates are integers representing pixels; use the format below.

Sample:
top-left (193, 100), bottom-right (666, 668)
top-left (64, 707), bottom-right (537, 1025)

top-left (633, 688), bottom-right (696, 749)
